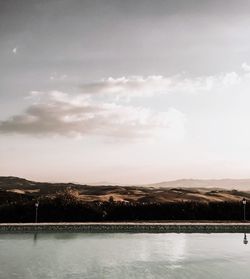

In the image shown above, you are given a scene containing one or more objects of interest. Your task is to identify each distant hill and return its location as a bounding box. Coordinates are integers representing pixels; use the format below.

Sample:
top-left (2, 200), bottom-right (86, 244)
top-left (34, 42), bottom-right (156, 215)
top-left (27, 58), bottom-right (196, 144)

top-left (0, 176), bottom-right (85, 193)
top-left (2, 176), bottom-right (250, 190)
top-left (1, 176), bottom-right (250, 204)
top-left (143, 179), bottom-right (250, 191)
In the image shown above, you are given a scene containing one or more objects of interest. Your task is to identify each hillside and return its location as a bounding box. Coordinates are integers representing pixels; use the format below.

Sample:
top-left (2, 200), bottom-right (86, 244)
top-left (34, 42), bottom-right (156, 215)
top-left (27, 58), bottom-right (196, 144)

top-left (1, 176), bottom-right (250, 203)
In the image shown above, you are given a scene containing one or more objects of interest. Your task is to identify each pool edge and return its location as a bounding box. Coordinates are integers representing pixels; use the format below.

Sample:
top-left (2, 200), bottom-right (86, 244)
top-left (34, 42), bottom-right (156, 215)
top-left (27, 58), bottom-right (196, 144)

top-left (1, 222), bottom-right (250, 233)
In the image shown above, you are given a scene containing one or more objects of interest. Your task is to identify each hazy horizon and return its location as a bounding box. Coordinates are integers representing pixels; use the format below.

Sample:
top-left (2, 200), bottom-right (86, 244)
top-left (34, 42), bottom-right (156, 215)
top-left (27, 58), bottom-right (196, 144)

top-left (4, 175), bottom-right (250, 188)
top-left (1, 0), bottom-right (250, 184)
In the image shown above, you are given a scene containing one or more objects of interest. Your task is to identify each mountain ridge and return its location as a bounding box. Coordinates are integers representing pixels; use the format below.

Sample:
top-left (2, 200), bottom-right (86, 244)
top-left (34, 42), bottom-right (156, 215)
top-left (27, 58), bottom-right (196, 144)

top-left (1, 176), bottom-right (250, 190)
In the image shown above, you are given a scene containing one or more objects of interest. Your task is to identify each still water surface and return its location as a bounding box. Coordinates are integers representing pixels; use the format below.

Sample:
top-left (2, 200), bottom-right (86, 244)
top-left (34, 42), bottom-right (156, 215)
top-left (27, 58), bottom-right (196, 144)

top-left (0, 233), bottom-right (249, 279)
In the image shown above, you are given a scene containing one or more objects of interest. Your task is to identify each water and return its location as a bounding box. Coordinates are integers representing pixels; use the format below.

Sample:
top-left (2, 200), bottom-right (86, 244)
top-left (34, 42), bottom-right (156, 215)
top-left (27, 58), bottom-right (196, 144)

top-left (0, 233), bottom-right (249, 279)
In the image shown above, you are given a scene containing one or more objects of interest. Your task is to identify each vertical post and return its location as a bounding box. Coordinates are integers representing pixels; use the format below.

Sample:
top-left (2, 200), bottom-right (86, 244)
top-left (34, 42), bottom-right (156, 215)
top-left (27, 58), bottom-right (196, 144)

top-left (242, 198), bottom-right (247, 222)
top-left (35, 201), bottom-right (39, 223)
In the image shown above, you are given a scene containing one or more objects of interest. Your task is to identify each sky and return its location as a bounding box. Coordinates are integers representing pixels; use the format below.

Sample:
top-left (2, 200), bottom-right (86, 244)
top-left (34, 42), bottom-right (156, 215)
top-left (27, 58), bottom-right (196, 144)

top-left (1, 0), bottom-right (250, 184)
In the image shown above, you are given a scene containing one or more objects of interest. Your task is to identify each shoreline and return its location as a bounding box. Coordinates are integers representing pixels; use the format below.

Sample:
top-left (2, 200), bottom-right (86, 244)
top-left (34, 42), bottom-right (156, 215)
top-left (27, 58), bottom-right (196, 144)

top-left (1, 222), bottom-right (250, 233)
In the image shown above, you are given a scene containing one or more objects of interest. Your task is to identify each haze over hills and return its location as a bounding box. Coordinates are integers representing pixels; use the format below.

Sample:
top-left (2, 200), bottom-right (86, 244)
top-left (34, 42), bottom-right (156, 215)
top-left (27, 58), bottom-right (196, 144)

top-left (2, 176), bottom-right (250, 190)
top-left (144, 179), bottom-right (250, 191)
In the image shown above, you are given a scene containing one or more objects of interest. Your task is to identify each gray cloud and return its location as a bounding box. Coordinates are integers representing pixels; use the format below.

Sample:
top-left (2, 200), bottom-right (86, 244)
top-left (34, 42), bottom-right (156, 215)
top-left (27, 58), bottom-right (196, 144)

top-left (0, 92), bottom-right (186, 139)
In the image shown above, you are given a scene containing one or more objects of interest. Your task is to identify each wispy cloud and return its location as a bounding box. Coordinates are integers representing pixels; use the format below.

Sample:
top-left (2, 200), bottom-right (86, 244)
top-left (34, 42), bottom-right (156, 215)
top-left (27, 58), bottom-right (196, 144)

top-left (80, 71), bottom-right (243, 99)
top-left (241, 62), bottom-right (250, 72)
top-left (0, 91), bottom-right (186, 140)
top-left (49, 72), bottom-right (68, 81)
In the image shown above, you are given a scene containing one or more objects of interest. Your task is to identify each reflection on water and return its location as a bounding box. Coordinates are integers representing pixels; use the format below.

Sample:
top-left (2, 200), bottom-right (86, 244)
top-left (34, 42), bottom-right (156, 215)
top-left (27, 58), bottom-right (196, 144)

top-left (32, 232), bottom-right (80, 244)
top-left (0, 233), bottom-right (249, 279)
top-left (33, 233), bottom-right (37, 243)
top-left (243, 233), bottom-right (248, 245)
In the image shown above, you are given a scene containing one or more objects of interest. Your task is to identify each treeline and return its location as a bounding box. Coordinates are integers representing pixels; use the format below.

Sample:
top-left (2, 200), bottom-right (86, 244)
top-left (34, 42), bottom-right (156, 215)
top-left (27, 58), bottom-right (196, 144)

top-left (0, 200), bottom-right (245, 222)
top-left (0, 190), bottom-right (247, 222)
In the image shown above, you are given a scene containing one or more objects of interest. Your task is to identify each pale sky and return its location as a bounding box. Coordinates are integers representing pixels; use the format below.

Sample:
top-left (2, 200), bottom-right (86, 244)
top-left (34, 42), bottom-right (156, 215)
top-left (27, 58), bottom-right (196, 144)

top-left (1, 0), bottom-right (250, 184)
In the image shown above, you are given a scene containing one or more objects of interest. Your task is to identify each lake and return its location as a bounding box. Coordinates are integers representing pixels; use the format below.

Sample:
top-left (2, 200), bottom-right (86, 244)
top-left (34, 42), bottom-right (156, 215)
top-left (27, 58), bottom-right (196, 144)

top-left (0, 233), bottom-right (249, 279)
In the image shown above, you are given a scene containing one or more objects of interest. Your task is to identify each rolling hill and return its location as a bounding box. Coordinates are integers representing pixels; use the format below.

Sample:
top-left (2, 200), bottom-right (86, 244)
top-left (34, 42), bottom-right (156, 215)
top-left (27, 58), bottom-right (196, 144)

top-left (1, 176), bottom-right (250, 203)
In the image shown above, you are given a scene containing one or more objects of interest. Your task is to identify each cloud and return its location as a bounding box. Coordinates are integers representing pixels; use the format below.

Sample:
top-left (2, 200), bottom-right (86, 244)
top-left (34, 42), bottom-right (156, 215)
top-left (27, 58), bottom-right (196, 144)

top-left (242, 62), bottom-right (250, 72)
top-left (0, 91), bottom-right (186, 140)
top-left (81, 76), bottom-right (172, 97)
top-left (49, 72), bottom-right (68, 81)
top-left (4, 66), bottom-right (249, 140)
top-left (12, 47), bottom-right (18, 55)
top-left (79, 72), bottom-right (243, 99)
